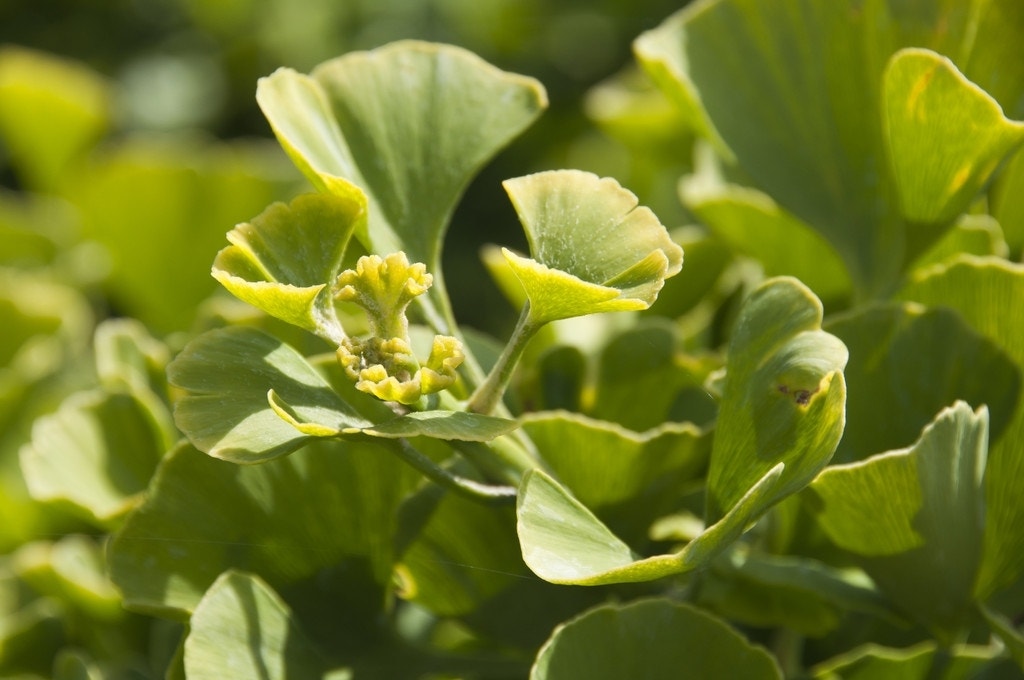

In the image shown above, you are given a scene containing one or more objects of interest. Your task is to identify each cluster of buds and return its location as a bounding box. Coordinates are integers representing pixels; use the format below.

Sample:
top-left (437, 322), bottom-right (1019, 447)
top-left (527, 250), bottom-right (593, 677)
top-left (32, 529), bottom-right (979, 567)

top-left (334, 252), bottom-right (464, 405)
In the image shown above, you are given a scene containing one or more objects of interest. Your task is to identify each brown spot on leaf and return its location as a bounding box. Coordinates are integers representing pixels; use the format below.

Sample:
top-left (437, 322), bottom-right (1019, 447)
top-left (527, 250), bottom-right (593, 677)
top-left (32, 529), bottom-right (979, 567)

top-left (777, 384), bottom-right (816, 406)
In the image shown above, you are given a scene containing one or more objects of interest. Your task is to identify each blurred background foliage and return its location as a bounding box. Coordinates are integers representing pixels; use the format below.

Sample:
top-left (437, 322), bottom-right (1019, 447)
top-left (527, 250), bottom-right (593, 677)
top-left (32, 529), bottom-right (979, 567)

top-left (0, 0), bottom-right (695, 337)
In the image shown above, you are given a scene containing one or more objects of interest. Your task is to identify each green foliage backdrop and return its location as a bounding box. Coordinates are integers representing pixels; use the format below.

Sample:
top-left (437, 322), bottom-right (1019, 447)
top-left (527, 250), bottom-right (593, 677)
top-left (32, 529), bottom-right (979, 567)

top-left (3, 1), bottom-right (1024, 679)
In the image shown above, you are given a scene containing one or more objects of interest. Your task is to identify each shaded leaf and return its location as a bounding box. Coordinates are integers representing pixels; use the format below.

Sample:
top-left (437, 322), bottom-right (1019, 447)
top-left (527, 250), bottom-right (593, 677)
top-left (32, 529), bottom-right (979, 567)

top-left (980, 603), bottom-right (1024, 672)
top-left (168, 326), bottom-right (369, 463)
top-left (991, 147), bottom-right (1024, 254)
top-left (812, 642), bottom-right (997, 680)
top-left (363, 410), bottom-right (517, 442)
top-left (521, 411), bottom-right (708, 542)
top-left (700, 552), bottom-right (894, 637)
top-left (898, 257), bottom-right (1024, 597)
top-left (808, 402), bottom-right (988, 641)
top-left (184, 571), bottom-right (333, 680)
top-left (109, 439), bottom-right (419, 628)
top-left (11, 535), bottom-right (123, 623)
top-left (909, 214), bottom-right (1008, 272)
top-left (589, 319), bottom-right (718, 431)
top-left (681, 147), bottom-right (852, 307)
top-left (93, 318), bottom-right (171, 395)
top-left (531, 599), bottom-right (782, 680)
top-left (398, 489), bottom-right (526, 617)
top-left (826, 302), bottom-right (1019, 464)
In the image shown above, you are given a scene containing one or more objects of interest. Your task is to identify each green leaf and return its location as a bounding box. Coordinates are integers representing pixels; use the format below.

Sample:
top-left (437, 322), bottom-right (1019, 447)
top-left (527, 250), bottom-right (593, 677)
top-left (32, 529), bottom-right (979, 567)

top-left (527, 345), bottom-right (587, 412)
top-left (270, 396), bottom-right (516, 443)
top-left (212, 192), bottom-right (365, 342)
top-left (53, 649), bottom-right (103, 680)
top-left (700, 552), bottom-right (894, 636)
top-left (93, 318), bottom-right (171, 395)
top-left (256, 40), bottom-right (546, 327)
top-left (168, 327), bottom-right (370, 463)
top-left (398, 488), bottom-right (528, 617)
top-left (0, 46), bottom-right (110, 190)
top-left (811, 642), bottom-right (998, 680)
top-left (909, 214), bottom-right (1008, 272)
top-left (501, 170), bottom-right (683, 325)
top-left (980, 603), bottom-right (1024, 672)
top-left (635, 0), bottom-right (1024, 297)
top-left (898, 258), bottom-right (1024, 597)
top-left (826, 303), bottom-right (1020, 464)
top-left (517, 464), bottom-right (782, 586)
top-left (531, 599), bottom-right (782, 680)
top-left (109, 439), bottom-right (419, 624)
top-left (0, 268), bottom-right (93, 442)
top-left (706, 277), bottom-right (847, 523)
top-left (991, 147), bottom-right (1024, 254)
top-left (640, 226), bottom-right (733, 319)
top-left (680, 150), bottom-right (852, 307)
top-left (68, 138), bottom-right (298, 333)
top-left (521, 411), bottom-right (707, 542)
top-left (11, 535), bottom-right (123, 622)
top-left (588, 319), bottom-right (718, 431)
top-left (19, 389), bottom-right (169, 525)
top-left (883, 48), bottom-right (1024, 229)
top-left (184, 571), bottom-right (333, 680)
top-left (362, 410), bottom-right (517, 442)
top-left (808, 402), bottom-right (988, 641)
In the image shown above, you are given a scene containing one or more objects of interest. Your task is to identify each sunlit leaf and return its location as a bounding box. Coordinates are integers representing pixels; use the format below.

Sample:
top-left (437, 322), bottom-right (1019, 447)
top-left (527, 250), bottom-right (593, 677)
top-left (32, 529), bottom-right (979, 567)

top-left (256, 40), bottom-right (547, 329)
top-left (883, 48), bottom-right (1024, 229)
top-left (517, 464), bottom-right (782, 586)
top-left (635, 0), bottom-right (1024, 297)
top-left (212, 192), bottom-right (365, 342)
top-left (501, 170), bottom-right (683, 325)
top-left (811, 642), bottom-right (997, 680)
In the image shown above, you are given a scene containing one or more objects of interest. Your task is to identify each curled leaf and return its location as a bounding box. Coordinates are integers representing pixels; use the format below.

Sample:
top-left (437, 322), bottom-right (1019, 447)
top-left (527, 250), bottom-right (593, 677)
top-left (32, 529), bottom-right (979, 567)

top-left (212, 192), bottom-right (365, 343)
top-left (501, 170), bottom-right (683, 325)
